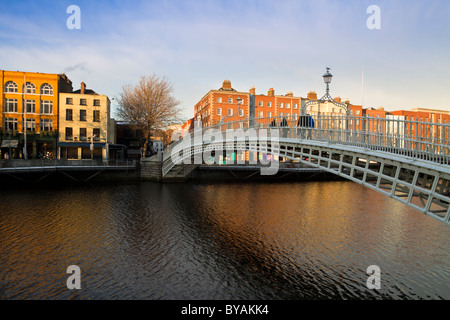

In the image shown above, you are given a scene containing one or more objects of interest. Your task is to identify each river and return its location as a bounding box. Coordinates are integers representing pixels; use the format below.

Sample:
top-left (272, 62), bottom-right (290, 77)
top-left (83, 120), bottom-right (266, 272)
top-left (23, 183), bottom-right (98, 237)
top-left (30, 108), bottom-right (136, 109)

top-left (0, 180), bottom-right (449, 300)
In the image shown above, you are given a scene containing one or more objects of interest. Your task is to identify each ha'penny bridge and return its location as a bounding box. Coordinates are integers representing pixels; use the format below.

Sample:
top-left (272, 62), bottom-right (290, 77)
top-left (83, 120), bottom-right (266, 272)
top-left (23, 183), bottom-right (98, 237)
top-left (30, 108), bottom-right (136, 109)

top-left (154, 114), bottom-right (450, 225)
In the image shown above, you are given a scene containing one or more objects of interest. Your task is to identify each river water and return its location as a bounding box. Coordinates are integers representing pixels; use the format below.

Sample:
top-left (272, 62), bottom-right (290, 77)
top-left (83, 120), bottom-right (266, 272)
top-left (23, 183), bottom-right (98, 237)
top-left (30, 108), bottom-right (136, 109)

top-left (0, 180), bottom-right (449, 300)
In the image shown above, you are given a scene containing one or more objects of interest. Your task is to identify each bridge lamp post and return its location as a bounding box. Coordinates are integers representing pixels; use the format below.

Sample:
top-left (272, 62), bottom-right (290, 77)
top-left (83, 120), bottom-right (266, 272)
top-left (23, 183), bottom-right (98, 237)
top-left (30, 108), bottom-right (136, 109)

top-left (301, 67), bottom-right (351, 116)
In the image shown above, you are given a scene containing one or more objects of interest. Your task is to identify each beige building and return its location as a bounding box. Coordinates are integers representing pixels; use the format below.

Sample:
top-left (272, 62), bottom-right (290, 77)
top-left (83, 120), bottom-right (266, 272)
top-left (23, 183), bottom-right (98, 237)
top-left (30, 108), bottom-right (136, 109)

top-left (58, 82), bottom-right (116, 160)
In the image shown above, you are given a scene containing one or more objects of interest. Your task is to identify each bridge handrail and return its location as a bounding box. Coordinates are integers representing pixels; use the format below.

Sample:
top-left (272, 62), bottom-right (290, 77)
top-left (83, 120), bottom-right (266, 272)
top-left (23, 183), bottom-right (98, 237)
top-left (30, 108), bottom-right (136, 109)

top-left (0, 159), bottom-right (137, 169)
top-left (167, 115), bottom-right (450, 162)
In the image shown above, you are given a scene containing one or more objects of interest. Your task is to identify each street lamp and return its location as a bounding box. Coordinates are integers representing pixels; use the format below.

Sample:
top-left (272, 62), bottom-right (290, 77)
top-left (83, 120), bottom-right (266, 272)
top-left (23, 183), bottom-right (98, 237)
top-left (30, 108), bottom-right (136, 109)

top-left (323, 67), bottom-right (333, 94)
top-left (301, 67), bottom-right (351, 116)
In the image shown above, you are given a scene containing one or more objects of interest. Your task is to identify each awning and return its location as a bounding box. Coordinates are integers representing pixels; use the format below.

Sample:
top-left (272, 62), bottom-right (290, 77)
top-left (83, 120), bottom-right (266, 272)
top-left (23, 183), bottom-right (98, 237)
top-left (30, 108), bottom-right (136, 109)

top-left (1, 140), bottom-right (19, 148)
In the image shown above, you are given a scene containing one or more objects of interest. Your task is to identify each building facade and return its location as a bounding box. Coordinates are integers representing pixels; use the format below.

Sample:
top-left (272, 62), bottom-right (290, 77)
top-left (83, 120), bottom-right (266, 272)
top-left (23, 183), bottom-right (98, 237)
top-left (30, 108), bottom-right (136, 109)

top-left (58, 82), bottom-right (115, 160)
top-left (0, 70), bottom-right (72, 159)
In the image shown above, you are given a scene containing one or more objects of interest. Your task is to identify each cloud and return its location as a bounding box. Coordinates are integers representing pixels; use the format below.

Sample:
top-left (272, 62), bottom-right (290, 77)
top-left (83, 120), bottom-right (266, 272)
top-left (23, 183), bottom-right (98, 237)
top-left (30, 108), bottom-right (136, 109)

top-left (0, 0), bottom-right (449, 117)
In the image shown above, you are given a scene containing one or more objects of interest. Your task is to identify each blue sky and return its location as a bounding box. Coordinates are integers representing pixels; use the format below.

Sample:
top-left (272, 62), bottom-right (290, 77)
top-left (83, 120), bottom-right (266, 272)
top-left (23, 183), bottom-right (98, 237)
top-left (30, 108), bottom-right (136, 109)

top-left (1, 0), bottom-right (449, 120)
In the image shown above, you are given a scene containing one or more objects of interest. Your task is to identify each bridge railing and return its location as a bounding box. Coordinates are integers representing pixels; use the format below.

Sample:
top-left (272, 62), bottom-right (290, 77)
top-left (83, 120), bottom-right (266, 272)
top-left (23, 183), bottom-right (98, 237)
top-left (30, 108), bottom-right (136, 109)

top-left (166, 114), bottom-right (450, 166)
top-left (0, 159), bottom-right (137, 169)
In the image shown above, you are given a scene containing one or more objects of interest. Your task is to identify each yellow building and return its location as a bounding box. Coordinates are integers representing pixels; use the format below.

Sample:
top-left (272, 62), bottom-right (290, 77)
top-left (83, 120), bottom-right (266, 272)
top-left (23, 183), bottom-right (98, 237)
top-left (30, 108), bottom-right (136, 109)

top-left (58, 82), bottom-right (116, 161)
top-left (0, 70), bottom-right (72, 159)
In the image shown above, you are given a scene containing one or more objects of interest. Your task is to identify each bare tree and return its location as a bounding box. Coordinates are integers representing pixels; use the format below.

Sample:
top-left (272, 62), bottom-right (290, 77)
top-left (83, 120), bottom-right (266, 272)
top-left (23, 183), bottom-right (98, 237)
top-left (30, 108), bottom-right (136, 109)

top-left (117, 74), bottom-right (181, 157)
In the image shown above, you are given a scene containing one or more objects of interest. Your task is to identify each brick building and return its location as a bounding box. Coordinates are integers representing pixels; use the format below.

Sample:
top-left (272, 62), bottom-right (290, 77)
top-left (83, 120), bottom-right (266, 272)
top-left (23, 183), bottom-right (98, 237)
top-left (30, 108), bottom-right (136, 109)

top-left (0, 70), bottom-right (73, 159)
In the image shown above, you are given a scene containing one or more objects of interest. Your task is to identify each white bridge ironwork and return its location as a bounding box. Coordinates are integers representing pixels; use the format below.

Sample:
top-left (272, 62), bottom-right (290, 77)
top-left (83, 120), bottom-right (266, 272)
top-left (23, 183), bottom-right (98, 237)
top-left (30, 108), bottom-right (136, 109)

top-left (164, 114), bottom-right (450, 225)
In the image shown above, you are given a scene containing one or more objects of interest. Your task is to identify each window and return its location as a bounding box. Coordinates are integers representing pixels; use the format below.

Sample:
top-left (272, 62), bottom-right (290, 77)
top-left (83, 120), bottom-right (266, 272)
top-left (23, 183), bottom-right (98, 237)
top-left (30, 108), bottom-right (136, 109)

top-left (23, 82), bottom-right (36, 94)
top-left (40, 83), bottom-right (53, 95)
top-left (258, 111), bottom-right (263, 118)
top-left (93, 110), bottom-right (100, 122)
top-left (293, 104), bottom-right (298, 109)
top-left (217, 108), bottom-right (222, 115)
top-left (239, 109), bottom-right (244, 117)
top-left (66, 97), bottom-right (73, 105)
top-left (217, 97), bottom-right (222, 103)
top-left (258, 101), bottom-right (263, 107)
top-left (66, 109), bottom-right (73, 121)
top-left (79, 128), bottom-right (87, 141)
top-left (4, 118), bottom-right (18, 131)
top-left (93, 99), bottom-right (100, 106)
top-left (40, 119), bottom-right (53, 132)
top-left (41, 101), bottom-right (53, 114)
top-left (279, 112), bottom-right (283, 117)
top-left (228, 98), bottom-right (233, 104)
top-left (80, 110), bottom-right (87, 121)
top-left (267, 112), bottom-right (271, 117)
top-left (24, 99), bottom-right (36, 113)
top-left (65, 127), bottom-right (73, 140)
top-left (80, 99), bottom-right (87, 106)
top-left (25, 119), bottom-right (35, 131)
top-left (93, 128), bottom-right (100, 141)
top-left (228, 108), bottom-right (233, 116)
top-left (267, 102), bottom-right (271, 107)
top-left (286, 103), bottom-right (290, 109)
top-left (279, 103), bottom-right (284, 108)
top-left (5, 99), bottom-right (18, 112)
top-left (5, 81), bottom-right (18, 93)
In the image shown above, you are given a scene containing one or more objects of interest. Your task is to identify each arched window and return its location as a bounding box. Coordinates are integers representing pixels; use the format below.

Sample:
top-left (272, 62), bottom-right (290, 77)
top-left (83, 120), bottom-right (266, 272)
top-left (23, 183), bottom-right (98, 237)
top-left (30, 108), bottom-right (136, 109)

top-left (5, 81), bottom-right (18, 93)
top-left (40, 83), bottom-right (53, 95)
top-left (23, 82), bottom-right (36, 94)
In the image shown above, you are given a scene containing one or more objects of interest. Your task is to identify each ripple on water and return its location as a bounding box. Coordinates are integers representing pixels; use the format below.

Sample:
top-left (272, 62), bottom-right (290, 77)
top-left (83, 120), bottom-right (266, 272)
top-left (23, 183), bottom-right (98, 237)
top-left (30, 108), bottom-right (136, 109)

top-left (0, 181), bottom-right (449, 300)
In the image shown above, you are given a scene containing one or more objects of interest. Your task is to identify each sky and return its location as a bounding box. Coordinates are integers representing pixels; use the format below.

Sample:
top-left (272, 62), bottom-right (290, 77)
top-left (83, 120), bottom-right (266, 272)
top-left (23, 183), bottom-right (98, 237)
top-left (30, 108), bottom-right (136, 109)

top-left (1, 0), bottom-right (449, 121)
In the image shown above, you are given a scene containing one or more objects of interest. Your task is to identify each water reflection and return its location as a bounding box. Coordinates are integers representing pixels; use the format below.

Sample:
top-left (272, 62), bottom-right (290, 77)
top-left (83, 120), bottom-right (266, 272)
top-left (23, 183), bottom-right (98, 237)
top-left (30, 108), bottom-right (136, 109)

top-left (0, 181), bottom-right (449, 300)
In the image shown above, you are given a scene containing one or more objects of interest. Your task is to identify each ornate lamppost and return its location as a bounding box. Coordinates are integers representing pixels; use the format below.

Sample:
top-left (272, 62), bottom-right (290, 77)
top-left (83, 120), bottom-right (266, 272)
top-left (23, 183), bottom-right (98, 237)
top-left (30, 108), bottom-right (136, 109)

top-left (301, 67), bottom-right (351, 116)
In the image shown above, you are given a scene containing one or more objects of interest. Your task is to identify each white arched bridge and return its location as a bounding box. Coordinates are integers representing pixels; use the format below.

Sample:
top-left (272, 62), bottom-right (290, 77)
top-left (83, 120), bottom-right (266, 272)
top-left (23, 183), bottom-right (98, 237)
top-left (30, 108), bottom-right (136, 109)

top-left (162, 114), bottom-right (450, 225)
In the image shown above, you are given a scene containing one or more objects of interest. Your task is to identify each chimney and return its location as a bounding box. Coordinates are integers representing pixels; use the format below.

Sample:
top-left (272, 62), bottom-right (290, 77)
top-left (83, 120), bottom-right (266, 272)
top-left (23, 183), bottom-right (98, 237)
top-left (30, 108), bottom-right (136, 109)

top-left (81, 82), bottom-right (86, 94)
top-left (286, 91), bottom-right (293, 97)
top-left (249, 86), bottom-right (256, 95)
top-left (222, 80), bottom-right (232, 90)
top-left (307, 91), bottom-right (317, 100)
top-left (268, 88), bottom-right (275, 97)
top-left (334, 97), bottom-right (341, 103)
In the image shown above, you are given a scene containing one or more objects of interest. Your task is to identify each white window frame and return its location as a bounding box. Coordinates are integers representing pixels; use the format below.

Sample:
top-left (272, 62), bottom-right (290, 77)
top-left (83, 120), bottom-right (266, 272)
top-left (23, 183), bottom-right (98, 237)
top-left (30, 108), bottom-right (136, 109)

top-left (41, 100), bottom-right (53, 114)
top-left (4, 118), bottom-right (18, 131)
top-left (23, 82), bottom-right (36, 94)
top-left (217, 108), bottom-right (222, 116)
top-left (40, 83), bottom-right (53, 95)
top-left (5, 98), bottom-right (18, 112)
top-left (24, 99), bottom-right (36, 113)
top-left (5, 81), bottom-right (18, 93)
top-left (40, 119), bottom-right (53, 132)
top-left (25, 118), bottom-right (36, 131)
